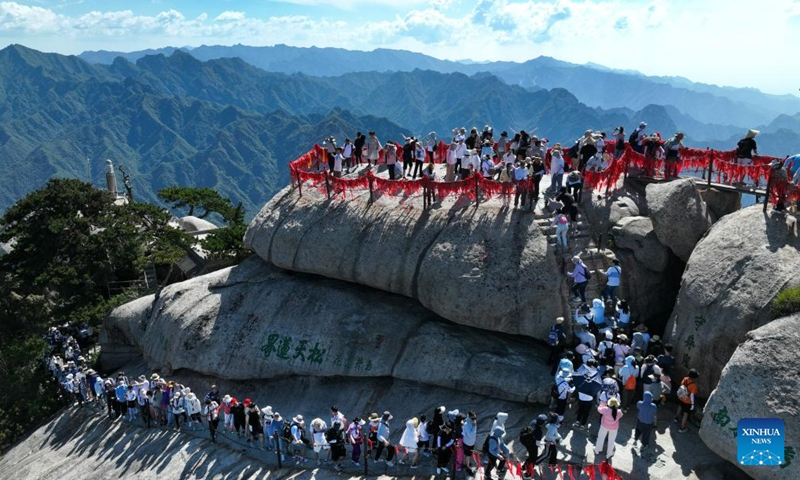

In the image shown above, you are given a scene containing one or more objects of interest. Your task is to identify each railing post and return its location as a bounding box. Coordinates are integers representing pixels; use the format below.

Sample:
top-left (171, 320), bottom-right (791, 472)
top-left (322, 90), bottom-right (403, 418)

top-left (764, 178), bottom-right (771, 213)
top-left (707, 149), bottom-right (713, 187)
top-left (475, 174), bottom-right (480, 207)
top-left (324, 171), bottom-right (332, 200)
top-left (275, 433), bottom-right (282, 468)
top-left (368, 175), bottom-right (374, 203)
top-left (363, 435), bottom-right (369, 476)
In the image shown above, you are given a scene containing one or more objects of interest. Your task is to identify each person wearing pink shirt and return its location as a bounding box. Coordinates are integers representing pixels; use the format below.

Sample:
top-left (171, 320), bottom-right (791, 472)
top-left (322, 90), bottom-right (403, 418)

top-left (594, 397), bottom-right (623, 458)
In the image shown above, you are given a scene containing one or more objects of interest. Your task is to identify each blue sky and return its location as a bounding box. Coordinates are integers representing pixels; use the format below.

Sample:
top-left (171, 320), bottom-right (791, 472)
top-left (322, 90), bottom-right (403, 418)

top-left (2, 0), bottom-right (798, 96)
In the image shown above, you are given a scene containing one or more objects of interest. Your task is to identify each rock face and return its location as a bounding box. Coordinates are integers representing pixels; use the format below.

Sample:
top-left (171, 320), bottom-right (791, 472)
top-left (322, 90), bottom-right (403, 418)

top-left (698, 186), bottom-right (741, 222)
top-left (700, 315), bottom-right (800, 480)
top-left (646, 178), bottom-right (713, 262)
top-left (100, 257), bottom-right (554, 404)
top-left (612, 216), bottom-right (670, 272)
top-left (665, 206), bottom-right (800, 396)
top-left (584, 192), bottom-right (640, 237)
top-left (611, 216), bottom-right (683, 326)
top-left (244, 186), bottom-right (566, 339)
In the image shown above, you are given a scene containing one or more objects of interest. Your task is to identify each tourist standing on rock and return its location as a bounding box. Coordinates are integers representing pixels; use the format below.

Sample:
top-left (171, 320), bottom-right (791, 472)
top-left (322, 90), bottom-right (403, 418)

top-left (574, 358), bottom-right (600, 430)
top-left (423, 162), bottom-right (437, 208)
top-left (736, 129), bottom-right (759, 168)
top-left (639, 356), bottom-right (662, 403)
top-left (402, 138), bottom-right (414, 178)
top-left (674, 369), bottom-right (699, 433)
top-left (662, 132), bottom-right (684, 179)
top-left (603, 260), bottom-right (622, 302)
top-left (204, 385), bottom-right (220, 404)
top-left (290, 414), bottom-right (310, 462)
top-left (569, 256), bottom-right (590, 304)
top-left (311, 418), bottom-right (330, 464)
top-left (185, 391), bottom-right (203, 431)
top-left (366, 131), bottom-right (381, 167)
top-left (612, 127), bottom-right (626, 158)
top-left (657, 344), bottom-right (676, 391)
top-left (245, 401), bottom-right (264, 448)
top-left (461, 411), bottom-right (478, 475)
top-left (551, 211), bottom-right (570, 252)
top-left (514, 161), bottom-right (530, 208)
top-left (557, 187), bottom-right (578, 221)
top-left (547, 317), bottom-right (567, 374)
top-left (398, 417), bottom-right (420, 468)
top-left (413, 140), bottom-right (426, 179)
top-left (529, 156), bottom-right (545, 203)
top-left (347, 416), bottom-right (364, 467)
top-left (598, 331), bottom-right (616, 368)
top-left (485, 425), bottom-right (510, 480)
top-left (767, 159), bottom-right (789, 214)
top-left (578, 130), bottom-right (598, 172)
top-left (326, 421), bottom-right (347, 471)
top-left (375, 411), bottom-right (395, 466)
top-left (323, 136), bottom-right (338, 173)
top-left (354, 132), bottom-right (365, 166)
top-left (634, 390), bottom-right (658, 451)
top-left (342, 138), bottom-right (354, 174)
top-left (616, 300), bottom-right (632, 334)
top-left (537, 413), bottom-right (562, 466)
top-left (619, 356), bottom-right (637, 412)
top-left (520, 415), bottom-right (545, 478)
top-left (385, 143), bottom-right (398, 180)
top-left (613, 334), bottom-right (631, 375)
top-left (204, 398), bottom-right (220, 443)
top-left (555, 369), bottom-right (575, 420)
top-left (630, 122), bottom-right (647, 154)
top-left (550, 145), bottom-right (566, 193)
top-left (171, 391), bottom-right (186, 430)
top-left (594, 397), bottom-right (623, 459)
top-left (333, 147), bottom-right (344, 178)
top-left (566, 169), bottom-right (583, 203)
top-left (231, 398), bottom-right (247, 437)
top-left (124, 385), bottom-right (138, 422)
top-left (445, 142), bottom-right (457, 181)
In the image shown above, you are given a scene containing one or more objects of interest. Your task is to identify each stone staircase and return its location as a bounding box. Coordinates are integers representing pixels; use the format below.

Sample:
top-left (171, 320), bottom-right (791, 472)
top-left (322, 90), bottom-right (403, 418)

top-left (532, 206), bottom-right (618, 315)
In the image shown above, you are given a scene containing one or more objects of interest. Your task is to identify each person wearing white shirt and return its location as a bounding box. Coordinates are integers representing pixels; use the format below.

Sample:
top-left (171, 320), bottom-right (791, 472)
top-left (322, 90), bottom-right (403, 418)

top-left (550, 146), bottom-right (566, 192)
top-left (333, 149), bottom-right (344, 178)
top-left (445, 143), bottom-right (457, 181)
top-left (342, 139), bottom-right (353, 173)
top-left (455, 140), bottom-right (467, 178)
top-left (603, 260), bottom-right (622, 301)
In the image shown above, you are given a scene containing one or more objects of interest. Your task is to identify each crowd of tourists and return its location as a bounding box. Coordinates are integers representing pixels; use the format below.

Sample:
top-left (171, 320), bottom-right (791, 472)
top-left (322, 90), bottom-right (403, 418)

top-left (318, 124), bottom-right (800, 214)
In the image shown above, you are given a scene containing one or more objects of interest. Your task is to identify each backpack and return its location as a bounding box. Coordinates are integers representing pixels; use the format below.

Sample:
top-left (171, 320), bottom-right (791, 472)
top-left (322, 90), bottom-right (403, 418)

top-left (281, 420), bottom-right (293, 441)
top-left (567, 142), bottom-right (580, 159)
top-left (677, 381), bottom-right (692, 402)
top-left (628, 131), bottom-right (638, 145)
top-left (583, 265), bottom-right (592, 281)
top-left (547, 325), bottom-right (560, 346)
top-left (601, 341), bottom-right (615, 365)
top-left (641, 364), bottom-right (655, 384)
top-left (519, 426), bottom-right (537, 449)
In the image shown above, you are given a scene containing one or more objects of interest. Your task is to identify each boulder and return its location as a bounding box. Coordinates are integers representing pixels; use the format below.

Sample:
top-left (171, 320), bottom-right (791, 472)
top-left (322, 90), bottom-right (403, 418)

top-left (665, 206), bottom-right (800, 396)
top-left (101, 257), bottom-right (554, 404)
top-left (611, 216), bottom-right (670, 272)
top-left (178, 215), bottom-right (218, 232)
top-left (700, 314), bottom-right (800, 480)
top-left (613, 249), bottom-right (682, 330)
top-left (584, 192), bottom-right (640, 237)
top-left (698, 186), bottom-right (742, 222)
top-left (646, 178), bottom-right (712, 262)
top-left (244, 186), bottom-right (566, 339)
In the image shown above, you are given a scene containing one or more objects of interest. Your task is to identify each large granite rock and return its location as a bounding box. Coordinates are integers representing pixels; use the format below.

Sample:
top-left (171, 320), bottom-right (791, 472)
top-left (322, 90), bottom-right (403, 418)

top-left (244, 186), bottom-right (566, 339)
top-left (646, 178), bottom-right (713, 262)
top-left (698, 186), bottom-right (741, 223)
top-left (612, 216), bottom-right (670, 272)
top-left (700, 315), bottom-right (800, 480)
top-left (665, 206), bottom-right (800, 396)
top-left (100, 257), bottom-right (553, 404)
top-left (611, 216), bottom-right (682, 327)
top-left (584, 192), bottom-right (640, 237)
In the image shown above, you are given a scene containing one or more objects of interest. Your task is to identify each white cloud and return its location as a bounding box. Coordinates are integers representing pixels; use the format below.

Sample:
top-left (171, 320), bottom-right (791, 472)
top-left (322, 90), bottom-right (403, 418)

top-left (0, 0), bottom-right (796, 94)
top-left (215, 11), bottom-right (245, 22)
top-left (0, 1), bottom-right (66, 32)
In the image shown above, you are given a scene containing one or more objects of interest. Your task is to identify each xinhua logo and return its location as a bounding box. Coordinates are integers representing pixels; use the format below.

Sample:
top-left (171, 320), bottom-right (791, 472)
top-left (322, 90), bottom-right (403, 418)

top-left (738, 418), bottom-right (785, 466)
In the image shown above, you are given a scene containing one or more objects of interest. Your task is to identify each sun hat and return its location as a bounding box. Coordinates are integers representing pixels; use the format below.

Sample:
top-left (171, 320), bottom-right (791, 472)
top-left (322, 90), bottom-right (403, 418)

top-left (368, 412), bottom-right (380, 422)
top-left (293, 414), bottom-right (304, 424)
top-left (556, 317), bottom-right (564, 324)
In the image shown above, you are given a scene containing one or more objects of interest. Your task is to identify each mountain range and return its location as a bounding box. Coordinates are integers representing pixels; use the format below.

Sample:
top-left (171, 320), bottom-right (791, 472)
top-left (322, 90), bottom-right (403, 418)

top-left (1, 43), bottom-right (799, 218)
top-left (81, 44), bottom-right (800, 130)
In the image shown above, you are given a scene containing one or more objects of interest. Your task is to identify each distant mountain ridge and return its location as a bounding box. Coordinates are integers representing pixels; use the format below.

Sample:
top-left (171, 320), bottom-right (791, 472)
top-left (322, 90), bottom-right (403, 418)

top-left (80, 44), bottom-right (800, 130)
top-left (0, 45), bottom-right (410, 216)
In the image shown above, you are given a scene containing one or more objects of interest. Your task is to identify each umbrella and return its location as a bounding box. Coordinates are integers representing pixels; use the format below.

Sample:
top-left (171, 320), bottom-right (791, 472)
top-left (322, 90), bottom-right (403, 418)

top-left (572, 371), bottom-right (603, 397)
